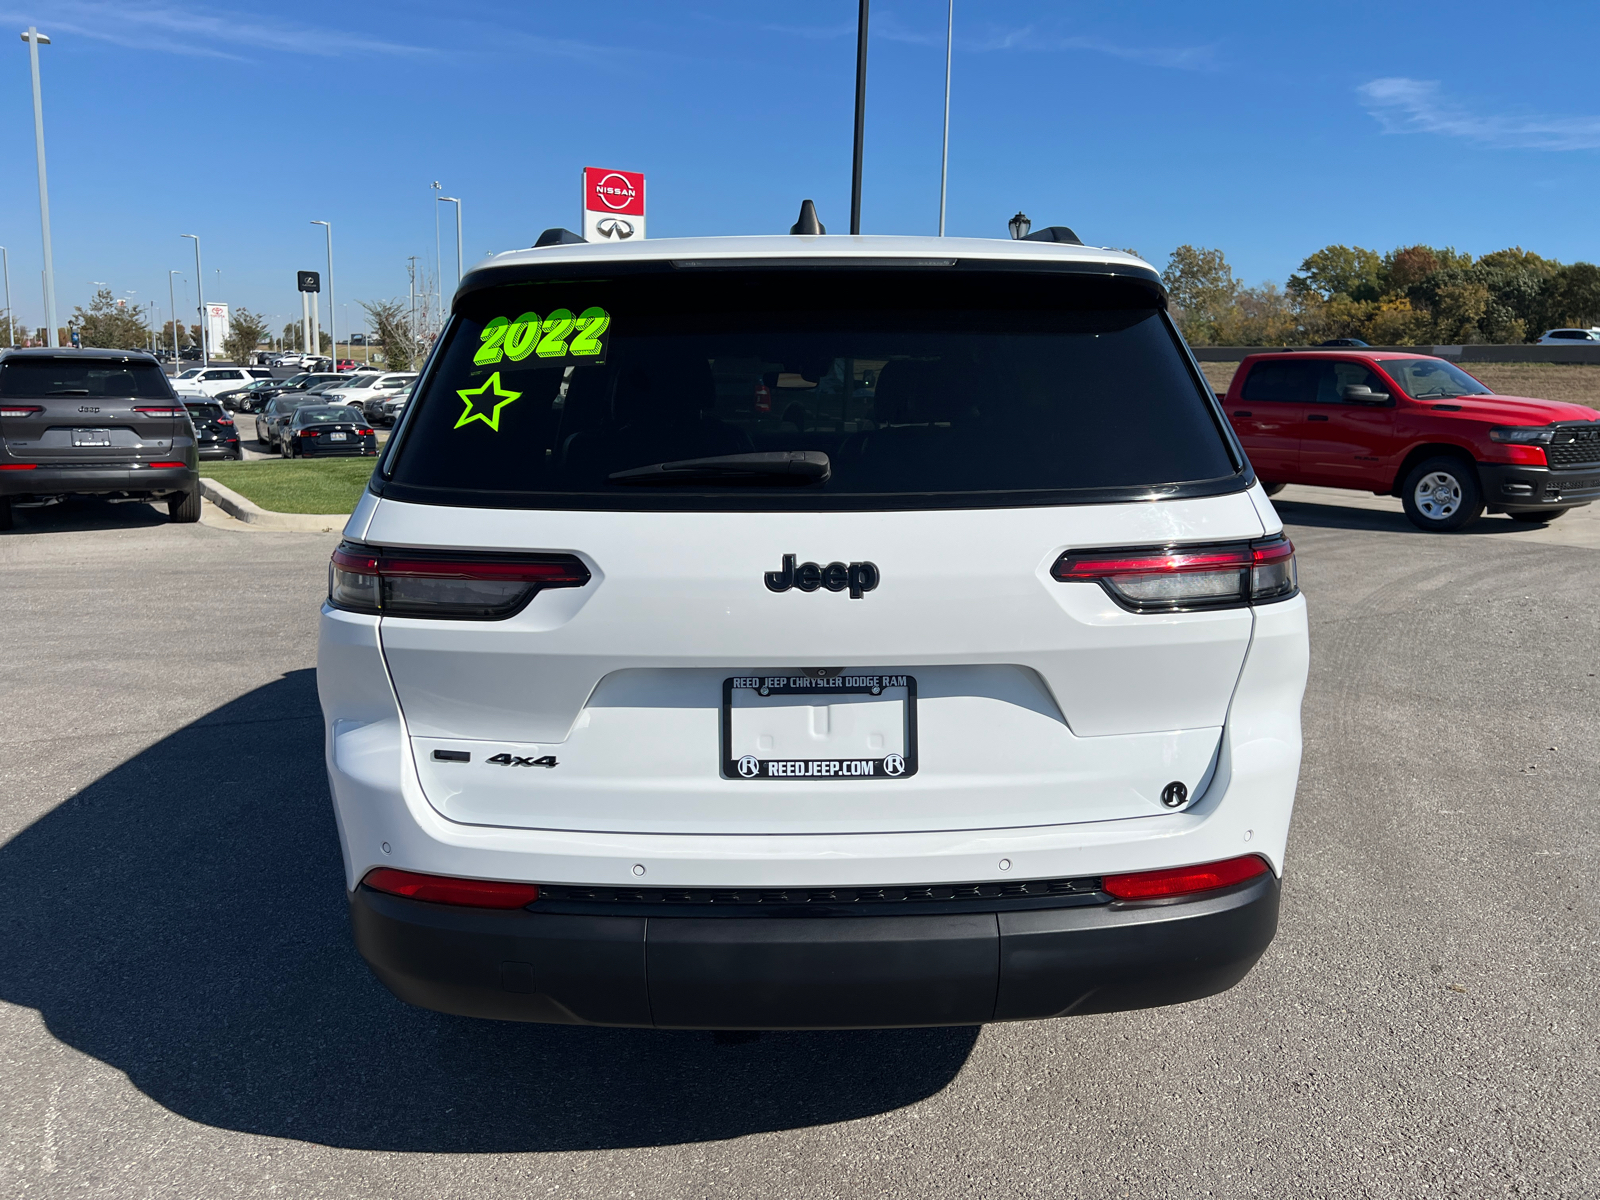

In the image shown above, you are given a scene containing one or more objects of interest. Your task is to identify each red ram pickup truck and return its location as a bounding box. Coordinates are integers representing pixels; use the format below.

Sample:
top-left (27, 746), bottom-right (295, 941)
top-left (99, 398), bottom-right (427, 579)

top-left (1223, 351), bottom-right (1600, 531)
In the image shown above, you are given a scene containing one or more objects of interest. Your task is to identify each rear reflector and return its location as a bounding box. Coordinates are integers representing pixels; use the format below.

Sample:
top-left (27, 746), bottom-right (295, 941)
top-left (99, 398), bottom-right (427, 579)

top-left (1052, 535), bottom-right (1297, 612)
top-left (0, 405), bottom-right (45, 418)
top-left (146, 461), bottom-right (187, 469)
top-left (362, 867), bottom-right (540, 909)
top-left (329, 541), bottom-right (591, 620)
top-left (1102, 855), bottom-right (1270, 900)
top-left (0, 463), bottom-right (37, 470)
top-left (133, 405), bottom-right (187, 417)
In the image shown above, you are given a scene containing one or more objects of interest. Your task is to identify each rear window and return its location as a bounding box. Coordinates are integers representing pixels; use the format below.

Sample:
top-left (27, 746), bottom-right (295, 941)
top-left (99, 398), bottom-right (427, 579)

top-left (382, 268), bottom-right (1241, 511)
top-left (298, 405), bottom-right (356, 423)
top-left (1, 358), bottom-right (174, 398)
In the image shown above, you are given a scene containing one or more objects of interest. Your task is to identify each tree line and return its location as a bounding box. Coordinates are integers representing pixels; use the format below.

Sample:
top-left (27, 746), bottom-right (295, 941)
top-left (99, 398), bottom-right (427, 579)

top-left (62, 288), bottom-right (271, 363)
top-left (1162, 243), bottom-right (1600, 347)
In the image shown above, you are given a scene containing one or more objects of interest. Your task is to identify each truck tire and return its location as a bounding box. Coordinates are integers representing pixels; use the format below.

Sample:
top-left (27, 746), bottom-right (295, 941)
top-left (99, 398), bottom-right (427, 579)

top-left (0, 496), bottom-right (12, 532)
top-left (1401, 456), bottom-right (1483, 532)
top-left (168, 487), bottom-right (202, 523)
top-left (1508, 508), bottom-right (1571, 523)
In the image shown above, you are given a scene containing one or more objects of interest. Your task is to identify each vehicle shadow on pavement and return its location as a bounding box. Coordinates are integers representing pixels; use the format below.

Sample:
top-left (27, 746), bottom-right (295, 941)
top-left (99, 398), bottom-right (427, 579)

top-left (3, 496), bottom-right (171, 534)
top-left (0, 670), bottom-right (977, 1152)
top-left (1272, 498), bottom-right (1541, 535)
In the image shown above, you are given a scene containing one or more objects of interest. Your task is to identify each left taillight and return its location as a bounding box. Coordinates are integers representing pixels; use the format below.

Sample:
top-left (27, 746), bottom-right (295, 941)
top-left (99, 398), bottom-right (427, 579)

top-left (328, 541), bottom-right (591, 619)
top-left (0, 404), bottom-right (44, 418)
top-left (1052, 535), bottom-right (1297, 612)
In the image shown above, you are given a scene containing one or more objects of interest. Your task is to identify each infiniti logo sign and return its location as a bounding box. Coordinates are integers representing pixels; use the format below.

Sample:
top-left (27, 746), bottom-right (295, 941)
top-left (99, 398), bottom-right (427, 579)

top-left (595, 217), bottom-right (635, 240)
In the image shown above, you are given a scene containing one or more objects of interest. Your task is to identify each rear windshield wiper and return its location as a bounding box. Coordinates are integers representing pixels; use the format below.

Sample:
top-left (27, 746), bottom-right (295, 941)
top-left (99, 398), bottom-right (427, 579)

top-left (609, 450), bottom-right (831, 486)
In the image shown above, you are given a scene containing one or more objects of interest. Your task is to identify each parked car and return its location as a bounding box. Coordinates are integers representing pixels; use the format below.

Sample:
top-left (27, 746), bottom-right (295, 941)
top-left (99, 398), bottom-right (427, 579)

top-left (374, 382), bottom-right (414, 427)
top-left (280, 404), bottom-right (377, 457)
top-left (180, 345), bottom-right (202, 361)
top-left (322, 230), bottom-right (1309, 1031)
top-left (1317, 338), bottom-right (1368, 347)
top-left (324, 372), bottom-right (416, 414)
top-left (1535, 328), bottom-right (1600, 344)
top-left (257, 388), bottom-right (362, 449)
top-left (184, 399), bottom-right (243, 460)
top-left (1223, 350), bottom-right (1600, 530)
top-left (336, 359), bottom-right (363, 372)
top-left (0, 348), bottom-right (199, 528)
top-left (171, 366), bottom-right (273, 399)
top-left (216, 377), bottom-right (285, 413)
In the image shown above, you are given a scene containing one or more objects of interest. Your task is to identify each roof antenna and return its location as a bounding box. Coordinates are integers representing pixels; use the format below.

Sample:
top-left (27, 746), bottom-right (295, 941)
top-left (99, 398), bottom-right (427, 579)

top-left (790, 200), bottom-right (826, 236)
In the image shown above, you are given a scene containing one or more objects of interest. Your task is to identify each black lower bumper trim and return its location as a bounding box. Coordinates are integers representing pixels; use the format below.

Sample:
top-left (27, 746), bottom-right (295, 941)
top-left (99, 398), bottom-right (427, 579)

top-left (1477, 462), bottom-right (1600, 511)
top-left (349, 873), bottom-right (1280, 1029)
top-left (0, 464), bottom-right (196, 497)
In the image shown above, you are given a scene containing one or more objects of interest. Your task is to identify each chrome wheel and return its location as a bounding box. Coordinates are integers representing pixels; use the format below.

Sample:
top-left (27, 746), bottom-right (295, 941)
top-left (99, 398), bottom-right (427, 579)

top-left (1413, 470), bottom-right (1462, 521)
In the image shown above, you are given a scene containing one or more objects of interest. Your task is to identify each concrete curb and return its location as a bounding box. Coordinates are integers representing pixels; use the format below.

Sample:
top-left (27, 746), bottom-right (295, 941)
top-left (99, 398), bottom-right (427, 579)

top-left (199, 477), bottom-right (349, 533)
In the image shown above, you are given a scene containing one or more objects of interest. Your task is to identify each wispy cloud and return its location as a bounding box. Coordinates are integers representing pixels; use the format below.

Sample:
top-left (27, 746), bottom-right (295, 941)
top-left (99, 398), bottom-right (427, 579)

top-left (1359, 77), bottom-right (1600, 151)
top-left (745, 12), bottom-right (1216, 70)
top-left (0, 2), bottom-right (428, 61)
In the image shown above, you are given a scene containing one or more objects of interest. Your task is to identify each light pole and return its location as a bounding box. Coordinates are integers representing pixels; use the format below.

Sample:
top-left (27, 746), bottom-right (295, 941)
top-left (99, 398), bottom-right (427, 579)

top-left (850, 1), bottom-right (869, 235)
top-left (311, 220), bottom-right (334, 366)
top-left (22, 28), bottom-right (58, 345)
top-left (438, 196), bottom-right (462, 300)
top-left (168, 270), bottom-right (182, 364)
top-left (1, 246), bottom-right (13, 347)
top-left (431, 181), bottom-right (443, 329)
top-left (407, 255), bottom-right (418, 371)
top-left (938, 0), bottom-right (953, 236)
top-left (182, 234), bottom-right (206, 365)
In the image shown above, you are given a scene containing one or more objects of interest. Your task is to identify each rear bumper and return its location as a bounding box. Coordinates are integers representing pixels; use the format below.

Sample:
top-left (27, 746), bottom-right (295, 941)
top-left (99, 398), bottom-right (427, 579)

top-left (1477, 462), bottom-right (1600, 511)
top-left (349, 873), bottom-right (1279, 1029)
top-left (0, 462), bottom-right (197, 497)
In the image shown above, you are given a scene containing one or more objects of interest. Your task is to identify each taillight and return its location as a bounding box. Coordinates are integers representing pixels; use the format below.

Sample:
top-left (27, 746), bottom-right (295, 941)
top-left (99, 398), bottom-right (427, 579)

top-left (362, 867), bottom-right (540, 909)
top-left (1052, 535), bottom-right (1297, 612)
top-left (355, 427), bottom-right (373, 436)
top-left (299, 429), bottom-right (319, 437)
top-left (217, 417), bottom-right (234, 426)
top-left (328, 541), bottom-right (591, 619)
top-left (0, 463), bottom-right (37, 471)
top-left (146, 461), bottom-right (187, 468)
top-left (0, 405), bottom-right (44, 418)
top-left (1102, 855), bottom-right (1270, 900)
top-left (133, 405), bottom-right (187, 417)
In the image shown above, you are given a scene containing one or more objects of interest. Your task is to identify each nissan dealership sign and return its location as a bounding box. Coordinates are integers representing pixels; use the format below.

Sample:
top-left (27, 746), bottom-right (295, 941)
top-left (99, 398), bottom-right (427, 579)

top-left (582, 166), bottom-right (645, 241)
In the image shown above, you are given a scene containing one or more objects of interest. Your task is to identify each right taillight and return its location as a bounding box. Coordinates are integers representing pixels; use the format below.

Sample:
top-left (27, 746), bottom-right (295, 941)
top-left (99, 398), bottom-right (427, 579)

top-left (328, 541), bottom-right (591, 620)
top-left (1052, 535), bottom-right (1297, 612)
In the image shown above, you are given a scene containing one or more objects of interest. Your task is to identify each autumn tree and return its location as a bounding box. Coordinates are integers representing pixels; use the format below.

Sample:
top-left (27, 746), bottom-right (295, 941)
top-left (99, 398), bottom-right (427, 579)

top-left (71, 288), bottom-right (151, 350)
top-left (361, 298), bottom-right (414, 369)
top-left (222, 306), bottom-right (270, 364)
top-left (1162, 245), bottom-right (1238, 345)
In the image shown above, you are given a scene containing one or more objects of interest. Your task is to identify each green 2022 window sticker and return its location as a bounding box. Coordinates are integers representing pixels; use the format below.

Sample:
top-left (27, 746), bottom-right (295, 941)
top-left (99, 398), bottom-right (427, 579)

top-left (473, 306), bottom-right (610, 366)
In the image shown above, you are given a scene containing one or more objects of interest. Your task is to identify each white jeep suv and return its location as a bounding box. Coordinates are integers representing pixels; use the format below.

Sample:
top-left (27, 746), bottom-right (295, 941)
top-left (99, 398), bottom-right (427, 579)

top-left (319, 232), bottom-right (1309, 1030)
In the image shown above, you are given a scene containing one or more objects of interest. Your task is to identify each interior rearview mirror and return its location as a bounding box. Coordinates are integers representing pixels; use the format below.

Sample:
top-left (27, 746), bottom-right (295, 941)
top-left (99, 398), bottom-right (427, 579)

top-left (1341, 385), bottom-right (1390, 403)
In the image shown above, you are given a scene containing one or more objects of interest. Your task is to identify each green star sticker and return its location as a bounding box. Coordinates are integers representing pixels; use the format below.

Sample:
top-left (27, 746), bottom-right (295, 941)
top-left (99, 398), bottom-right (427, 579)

top-left (454, 371), bottom-right (522, 431)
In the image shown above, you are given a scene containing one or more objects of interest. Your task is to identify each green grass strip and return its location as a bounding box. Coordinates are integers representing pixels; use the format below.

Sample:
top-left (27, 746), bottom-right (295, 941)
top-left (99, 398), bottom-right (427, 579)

top-left (198, 458), bottom-right (376, 514)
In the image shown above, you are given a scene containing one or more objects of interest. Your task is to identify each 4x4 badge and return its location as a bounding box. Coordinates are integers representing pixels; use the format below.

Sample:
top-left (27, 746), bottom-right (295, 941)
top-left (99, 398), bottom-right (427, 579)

top-left (488, 753), bottom-right (557, 768)
top-left (764, 554), bottom-right (879, 599)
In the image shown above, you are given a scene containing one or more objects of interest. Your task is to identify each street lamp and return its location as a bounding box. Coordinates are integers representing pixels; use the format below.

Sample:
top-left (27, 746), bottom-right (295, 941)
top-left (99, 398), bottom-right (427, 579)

top-left (1008, 212), bottom-right (1031, 240)
top-left (168, 270), bottom-right (182, 365)
top-left (851, 1), bottom-right (869, 235)
top-left (21, 28), bottom-right (58, 346)
top-left (939, 0), bottom-right (953, 236)
top-left (311, 220), bottom-right (334, 367)
top-left (181, 234), bottom-right (205, 365)
top-left (0, 246), bottom-right (12, 346)
top-left (437, 196), bottom-right (463, 301)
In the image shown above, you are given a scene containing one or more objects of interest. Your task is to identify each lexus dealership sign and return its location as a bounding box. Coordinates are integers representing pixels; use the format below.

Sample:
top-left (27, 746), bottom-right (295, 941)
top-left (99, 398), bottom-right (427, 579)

top-left (582, 166), bottom-right (645, 241)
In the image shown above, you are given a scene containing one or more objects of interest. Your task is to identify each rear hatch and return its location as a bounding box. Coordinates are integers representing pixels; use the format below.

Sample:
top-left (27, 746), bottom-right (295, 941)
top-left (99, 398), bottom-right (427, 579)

top-left (0, 356), bottom-right (184, 464)
top-left (361, 263), bottom-right (1270, 836)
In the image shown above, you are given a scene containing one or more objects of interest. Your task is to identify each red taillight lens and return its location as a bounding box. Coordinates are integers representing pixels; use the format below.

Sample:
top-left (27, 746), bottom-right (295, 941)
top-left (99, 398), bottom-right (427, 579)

top-left (299, 429), bottom-right (318, 437)
top-left (1052, 535), bottom-right (1296, 612)
top-left (0, 463), bottom-right (37, 470)
top-left (363, 867), bottom-right (540, 909)
top-left (355, 427), bottom-right (373, 436)
top-left (0, 405), bottom-right (44, 418)
top-left (217, 417), bottom-right (234, 426)
top-left (147, 461), bottom-right (187, 469)
top-left (1102, 855), bottom-right (1271, 900)
top-left (134, 405), bottom-right (187, 417)
top-left (328, 542), bottom-right (591, 619)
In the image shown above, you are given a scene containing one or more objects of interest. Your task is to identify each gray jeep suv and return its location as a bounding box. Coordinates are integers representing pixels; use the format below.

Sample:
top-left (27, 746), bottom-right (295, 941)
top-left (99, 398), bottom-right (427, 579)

top-left (0, 348), bottom-right (200, 530)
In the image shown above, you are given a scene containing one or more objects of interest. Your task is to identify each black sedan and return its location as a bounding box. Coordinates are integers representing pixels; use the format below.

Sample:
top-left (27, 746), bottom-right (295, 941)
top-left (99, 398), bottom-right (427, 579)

top-left (186, 400), bottom-right (243, 460)
top-left (216, 378), bottom-right (285, 413)
top-left (280, 404), bottom-right (378, 458)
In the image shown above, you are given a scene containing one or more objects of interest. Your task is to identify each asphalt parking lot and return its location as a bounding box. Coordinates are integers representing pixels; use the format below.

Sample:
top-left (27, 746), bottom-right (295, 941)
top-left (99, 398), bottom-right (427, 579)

top-left (0, 489), bottom-right (1595, 1199)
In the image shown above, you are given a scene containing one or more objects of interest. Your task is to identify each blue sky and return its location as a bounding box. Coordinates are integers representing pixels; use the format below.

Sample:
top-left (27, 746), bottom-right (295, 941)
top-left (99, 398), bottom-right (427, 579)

top-left (4, 1), bottom-right (1600, 336)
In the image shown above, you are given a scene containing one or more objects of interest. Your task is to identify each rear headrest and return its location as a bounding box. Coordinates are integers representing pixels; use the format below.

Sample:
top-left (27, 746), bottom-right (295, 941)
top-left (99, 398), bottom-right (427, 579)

top-left (871, 359), bottom-right (970, 425)
top-left (611, 358), bottom-right (716, 427)
top-left (99, 372), bottom-right (136, 396)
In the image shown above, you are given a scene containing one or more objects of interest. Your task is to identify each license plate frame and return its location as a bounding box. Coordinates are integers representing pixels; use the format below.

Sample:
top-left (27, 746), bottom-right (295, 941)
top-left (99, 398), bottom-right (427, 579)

top-left (722, 672), bottom-right (918, 781)
top-left (72, 427), bottom-right (112, 447)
